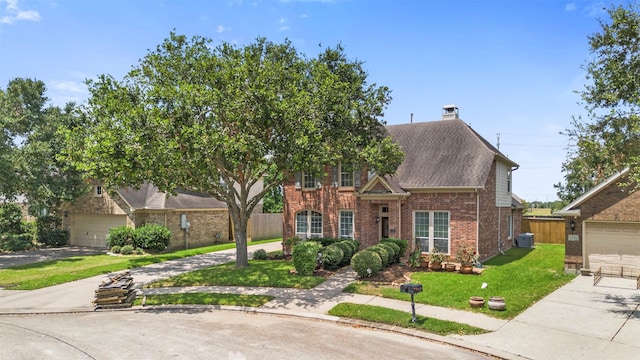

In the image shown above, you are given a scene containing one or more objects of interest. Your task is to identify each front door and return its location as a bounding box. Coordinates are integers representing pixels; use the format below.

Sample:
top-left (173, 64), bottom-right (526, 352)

top-left (381, 217), bottom-right (389, 239)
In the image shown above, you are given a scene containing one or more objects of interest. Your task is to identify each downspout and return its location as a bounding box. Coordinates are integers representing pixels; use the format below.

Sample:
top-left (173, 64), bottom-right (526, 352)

top-left (476, 190), bottom-right (480, 252)
top-left (396, 199), bottom-right (401, 239)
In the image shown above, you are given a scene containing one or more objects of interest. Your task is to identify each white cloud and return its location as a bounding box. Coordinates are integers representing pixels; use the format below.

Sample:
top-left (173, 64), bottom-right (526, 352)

top-left (50, 80), bottom-right (85, 93)
top-left (1, 0), bottom-right (41, 24)
top-left (584, 1), bottom-right (606, 17)
top-left (217, 25), bottom-right (230, 33)
top-left (299, 14), bottom-right (309, 19)
top-left (278, 26), bottom-right (290, 31)
top-left (564, 3), bottom-right (576, 12)
top-left (279, 17), bottom-right (287, 24)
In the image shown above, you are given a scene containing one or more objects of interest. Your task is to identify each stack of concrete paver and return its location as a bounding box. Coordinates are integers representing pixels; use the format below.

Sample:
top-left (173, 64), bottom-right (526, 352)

top-left (93, 271), bottom-right (136, 309)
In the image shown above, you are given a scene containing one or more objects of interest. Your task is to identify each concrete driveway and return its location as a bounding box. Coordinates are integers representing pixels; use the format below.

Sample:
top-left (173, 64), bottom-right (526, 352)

top-left (456, 275), bottom-right (640, 359)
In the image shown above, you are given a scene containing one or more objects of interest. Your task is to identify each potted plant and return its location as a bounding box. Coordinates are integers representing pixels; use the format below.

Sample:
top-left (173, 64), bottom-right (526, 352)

top-left (429, 247), bottom-right (447, 270)
top-left (455, 245), bottom-right (479, 274)
top-left (407, 248), bottom-right (421, 268)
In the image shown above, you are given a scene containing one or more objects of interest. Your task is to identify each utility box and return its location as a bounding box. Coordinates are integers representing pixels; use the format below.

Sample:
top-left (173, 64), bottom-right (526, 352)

top-left (518, 233), bottom-right (535, 248)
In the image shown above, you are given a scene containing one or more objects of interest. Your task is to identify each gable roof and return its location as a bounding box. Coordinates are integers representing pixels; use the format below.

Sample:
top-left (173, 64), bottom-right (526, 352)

top-left (117, 183), bottom-right (227, 210)
top-left (556, 168), bottom-right (629, 217)
top-left (383, 119), bottom-right (518, 190)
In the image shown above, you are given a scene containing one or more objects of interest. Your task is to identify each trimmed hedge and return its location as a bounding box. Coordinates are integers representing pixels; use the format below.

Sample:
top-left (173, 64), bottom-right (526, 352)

top-left (367, 245), bottom-right (390, 267)
top-left (321, 244), bottom-right (344, 270)
top-left (378, 242), bottom-right (400, 264)
top-left (39, 229), bottom-right (69, 247)
top-left (136, 223), bottom-right (171, 252)
top-left (351, 250), bottom-right (383, 278)
top-left (292, 241), bottom-right (321, 276)
top-left (334, 241), bottom-right (354, 266)
top-left (381, 238), bottom-right (408, 257)
top-left (107, 226), bottom-right (137, 248)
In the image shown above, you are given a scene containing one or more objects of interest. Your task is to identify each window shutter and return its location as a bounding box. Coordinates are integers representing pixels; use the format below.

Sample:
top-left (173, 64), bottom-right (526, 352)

top-left (354, 167), bottom-right (361, 187)
top-left (295, 172), bottom-right (301, 189)
top-left (332, 165), bottom-right (338, 187)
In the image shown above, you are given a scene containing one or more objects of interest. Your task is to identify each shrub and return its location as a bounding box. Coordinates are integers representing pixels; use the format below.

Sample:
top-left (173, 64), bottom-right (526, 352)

top-left (267, 250), bottom-right (284, 260)
top-left (120, 245), bottom-right (134, 255)
top-left (21, 221), bottom-right (36, 237)
top-left (253, 248), bottom-right (268, 260)
top-left (334, 241), bottom-right (354, 266)
top-left (136, 223), bottom-right (172, 251)
top-left (381, 238), bottom-right (408, 257)
top-left (351, 250), bottom-right (383, 278)
top-left (321, 244), bottom-right (344, 270)
top-left (379, 242), bottom-right (400, 263)
top-left (39, 229), bottom-right (68, 247)
top-left (367, 246), bottom-right (390, 267)
top-left (343, 239), bottom-right (359, 254)
top-left (107, 226), bottom-right (136, 248)
top-left (135, 247), bottom-right (144, 255)
top-left (111, 245), bottom-right (122, 254)
top-left (0, 233), bottom-right (35, 251)
top-left (292, 241), bottom-right (321, 276)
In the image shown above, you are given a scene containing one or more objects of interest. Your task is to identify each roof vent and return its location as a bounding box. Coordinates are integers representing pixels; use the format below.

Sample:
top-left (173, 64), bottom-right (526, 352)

top-left (442, 104), bottom-right (459, 120)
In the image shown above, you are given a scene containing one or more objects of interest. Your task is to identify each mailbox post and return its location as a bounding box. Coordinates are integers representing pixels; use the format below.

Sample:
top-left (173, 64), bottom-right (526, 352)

top-left (399, 283), bottom-right (423, 323)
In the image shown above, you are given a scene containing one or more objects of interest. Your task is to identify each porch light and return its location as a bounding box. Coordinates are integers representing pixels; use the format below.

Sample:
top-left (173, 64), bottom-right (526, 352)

top-left (569, 219), bottom-right (576, 233)
top-left (376, 216), bottom-right (380, 224)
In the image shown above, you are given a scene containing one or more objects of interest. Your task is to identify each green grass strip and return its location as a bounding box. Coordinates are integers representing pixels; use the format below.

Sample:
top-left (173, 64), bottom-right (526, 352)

top-left (135, 293), bottom-right (274, 307)
top-left (328, 303), bottom-right (488, 336)
top-left (146, 259), bottom-right (325, 289)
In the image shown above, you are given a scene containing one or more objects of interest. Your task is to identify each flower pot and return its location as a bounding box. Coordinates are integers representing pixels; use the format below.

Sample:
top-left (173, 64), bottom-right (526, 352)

top-left (469, 296), bottom-right (485, 308)
top-left (488, 296), bottom-right (506, 311)
top-left (445, 263), bottom-right (456, 272)
top-left (430, 262), bottom-right (442, 271)
top-left (460, 265), bottom-right (473, 274)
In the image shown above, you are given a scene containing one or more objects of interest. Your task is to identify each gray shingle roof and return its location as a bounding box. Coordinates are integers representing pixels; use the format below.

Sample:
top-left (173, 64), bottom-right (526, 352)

top-left (117, 183), bottom-right (227, 210)
top-left (384, 119), bottom-right (517, 189)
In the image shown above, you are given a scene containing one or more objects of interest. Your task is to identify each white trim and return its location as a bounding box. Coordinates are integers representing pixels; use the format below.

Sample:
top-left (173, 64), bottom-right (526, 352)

top-left (339, 209), bottom-right (354, 239)
top-left (556, 168), bottom-right (629, 216)
top-left (412, 210), bottom-right (450, 254)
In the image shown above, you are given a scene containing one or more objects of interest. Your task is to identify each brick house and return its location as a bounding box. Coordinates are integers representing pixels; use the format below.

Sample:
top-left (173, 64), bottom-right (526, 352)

top-left (61, 182), bottom-right (244, 250)
top-left (283, 105), bottom-right (522, 261)
top-left (557, 168), bottom-right (640, 272)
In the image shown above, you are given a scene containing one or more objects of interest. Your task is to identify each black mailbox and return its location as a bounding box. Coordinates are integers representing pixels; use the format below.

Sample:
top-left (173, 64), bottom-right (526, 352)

top-left (400, 283), bottom-right (423, 294)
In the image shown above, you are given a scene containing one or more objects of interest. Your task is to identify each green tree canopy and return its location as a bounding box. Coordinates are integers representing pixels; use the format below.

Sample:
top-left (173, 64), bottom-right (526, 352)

top-left (556, 4), bottom-right (640, 203)
top-left (0, 78), bottom-right (87, 216)
top-left (65, 33), bottom-right (404, 267)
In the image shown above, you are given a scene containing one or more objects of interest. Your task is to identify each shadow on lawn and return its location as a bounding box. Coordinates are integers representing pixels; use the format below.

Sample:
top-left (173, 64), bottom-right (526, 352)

top-left (483, 247), bottom-right (535, 266)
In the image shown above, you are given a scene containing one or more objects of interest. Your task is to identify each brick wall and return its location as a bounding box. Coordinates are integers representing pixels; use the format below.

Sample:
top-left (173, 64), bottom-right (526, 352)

top-left (283, 161), bottom-right (517, 260)
top-left (565, 179), bottom-right (640, 258)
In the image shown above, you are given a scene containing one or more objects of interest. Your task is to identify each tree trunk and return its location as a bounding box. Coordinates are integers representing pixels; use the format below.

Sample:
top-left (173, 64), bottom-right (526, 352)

top-left (231, 210), bottom-right (249, 268)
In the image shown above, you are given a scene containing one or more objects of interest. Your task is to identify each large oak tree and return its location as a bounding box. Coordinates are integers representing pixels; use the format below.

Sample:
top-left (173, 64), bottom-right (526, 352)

top-left (67, 33), bottom-right (404, 267)
top-left (556, 4), bottom-right (640, 203)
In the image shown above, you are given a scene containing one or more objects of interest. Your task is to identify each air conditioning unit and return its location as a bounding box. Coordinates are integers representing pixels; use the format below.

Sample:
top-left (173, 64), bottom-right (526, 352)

top-left (517, 233), bottom-right (535, 248)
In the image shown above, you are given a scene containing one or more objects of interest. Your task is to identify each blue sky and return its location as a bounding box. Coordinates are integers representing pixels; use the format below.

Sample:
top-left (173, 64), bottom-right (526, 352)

top-left (0, 0), bottom-right (624, 202)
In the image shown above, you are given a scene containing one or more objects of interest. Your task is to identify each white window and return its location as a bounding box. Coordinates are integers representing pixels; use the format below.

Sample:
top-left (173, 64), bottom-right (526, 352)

top-left (303, 173), bottom-right (317, 189)
top-left (413, 211), bottom-right (450, 253)
top-left (296, 210), bottom-right (323, 238)
top-left (340, 163), bottom-right (354, 187)
top-left (339, 210), bottom-right (354, 239)
top-left (95, 185), bottom-right (103, 197)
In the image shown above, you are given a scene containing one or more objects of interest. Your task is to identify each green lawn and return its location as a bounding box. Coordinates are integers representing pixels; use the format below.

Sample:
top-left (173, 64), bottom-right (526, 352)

top-left (344, 244), bottom-right (575, 319)
top-left (145, 259), bottom-right (325, 289)
top-left (328, 303), bottom-right (488, 336)
top-left (0, 239), bottom-right (280, 290)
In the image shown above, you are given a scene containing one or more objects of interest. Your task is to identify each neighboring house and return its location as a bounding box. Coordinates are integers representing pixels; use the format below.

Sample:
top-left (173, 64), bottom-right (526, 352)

top-left (62, 181), bottom-right (263, 250)
top-left (557, 169), bottom-right (640, 272)
top-left (283, 105), bottom-right (522, 261)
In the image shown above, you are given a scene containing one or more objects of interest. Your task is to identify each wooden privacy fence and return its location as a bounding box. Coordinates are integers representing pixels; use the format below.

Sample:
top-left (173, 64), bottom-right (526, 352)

top-left (250, 213), bottom-right (283, 241)
top-left (521, 217), bottom-right (565, 244)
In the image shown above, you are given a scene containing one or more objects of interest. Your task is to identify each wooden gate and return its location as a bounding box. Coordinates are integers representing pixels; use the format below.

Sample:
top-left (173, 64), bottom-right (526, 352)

top-left (521, 217), bottom-right (565, 244)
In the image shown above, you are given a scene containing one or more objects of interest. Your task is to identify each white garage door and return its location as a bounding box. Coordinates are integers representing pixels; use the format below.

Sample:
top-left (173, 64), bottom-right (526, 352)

top-left (71, 214), bottom-right (127, 248)
top-left (585, 222), bottom-right (640, 269)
